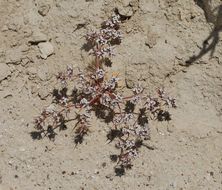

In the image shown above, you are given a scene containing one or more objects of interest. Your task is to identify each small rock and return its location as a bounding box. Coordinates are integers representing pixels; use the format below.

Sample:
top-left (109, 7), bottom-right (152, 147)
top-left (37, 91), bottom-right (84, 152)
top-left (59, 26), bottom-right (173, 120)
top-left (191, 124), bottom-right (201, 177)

top-left (116, 0), bottom-right (139, 17)
top-left (1, 25), bottom-right (8, 32)
top-left (0, 63), bottom-right (11, 82)
top-left (30, 85), bottom-right (38, 94)
top-left (38, 42), bottom-right (54, 59)
top-left (7, 23), bottom-right (18, 32)
top-left (27, 67), bottom-right (37, 79)
top-left (21, 58), bottom-right (30, 66)
top-left (117, 5), bottom-right (134, 17)
top-left (8, 160), bottom-right (13, 166)
top-left (38, 4), bottom-right (50, 16)
top-left (121, 0), bottom-right (132, 7)
top-left (23, 27), bottom-right (33, 38)
top-left (145, 31), bottom-right (158, 48)
top-left (94, 169), bottom-right (99, 174)
top-left (29, 31), bottom-right (47, 44)
top-left (105, 174), bottom-right (113, 180)
top-left (38, 86), bottom-right (49, 100)
top-left (145, 38), bottom-right (157, 48)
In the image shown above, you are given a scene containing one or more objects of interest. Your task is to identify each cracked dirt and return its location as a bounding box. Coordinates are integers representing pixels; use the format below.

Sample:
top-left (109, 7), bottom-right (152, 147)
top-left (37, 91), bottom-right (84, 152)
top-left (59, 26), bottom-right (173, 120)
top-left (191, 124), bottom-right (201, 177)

top-left (0, 0), bottom-right (222, 189)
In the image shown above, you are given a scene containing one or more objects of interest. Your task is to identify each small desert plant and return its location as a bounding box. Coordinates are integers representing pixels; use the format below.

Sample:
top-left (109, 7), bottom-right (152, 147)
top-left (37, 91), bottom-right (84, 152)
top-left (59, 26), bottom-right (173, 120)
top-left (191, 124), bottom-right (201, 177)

top-left (32, 14), bottom-right (176, 175)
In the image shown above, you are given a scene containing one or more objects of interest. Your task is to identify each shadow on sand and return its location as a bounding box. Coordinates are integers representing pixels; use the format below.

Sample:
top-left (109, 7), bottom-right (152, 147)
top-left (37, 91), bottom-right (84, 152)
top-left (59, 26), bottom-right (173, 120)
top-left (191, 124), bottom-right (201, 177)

top-left (185, 2), bottom-right (222, 66)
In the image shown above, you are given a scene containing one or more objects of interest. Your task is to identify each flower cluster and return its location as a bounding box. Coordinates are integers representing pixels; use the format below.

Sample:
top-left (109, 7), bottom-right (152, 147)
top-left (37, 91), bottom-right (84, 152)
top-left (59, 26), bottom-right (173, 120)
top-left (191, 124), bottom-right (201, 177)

top-left (104, 14), bottom-right (121, 29)
top-left (56, 65), bottom-right (74, 85)
top-left (158, 88), bottom-right (176, 108)
top-left (32, 14), bottom-right (176, 175)
top-left (106, 87), bottom-right (176, 169)
top-left (86, 15), bottom-right (122, 62)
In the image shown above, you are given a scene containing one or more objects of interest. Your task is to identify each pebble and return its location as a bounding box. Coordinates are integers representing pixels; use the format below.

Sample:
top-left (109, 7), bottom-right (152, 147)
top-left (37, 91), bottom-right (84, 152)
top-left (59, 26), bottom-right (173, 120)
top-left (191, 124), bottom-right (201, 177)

top-left (105, 174), bottom-right (113, 180)
top-left (30, 85), bottom-right (38, 94)
top-left (8, 160), bottom-right (13, 166)
top-left (38, 42), bottom-right (54, 59)
top-left (27, 67), bottom-right (37, 79)
top-left (29, 31), bottom-right (48, 44)
top-left (0, 63), bottom-right (11, 82)
top-left (7, 23), bottom-right (18, 32)
top-left (94, 169), bottom-right (99, 174)
top-left (117, 5), bottom-right (134, 17)
top-left (38, 86), bottom-right (49, 100)
top-left (21, 58), bottom-right (30, 66)
top-left (116, 0), bottom-right (138, 17)
top-left (121, 0), bottom-right (132, 6)
top-left (145, 31), bottom-right (158, 48)
top-left (38, 4), bottom-right (50, 16)
top-left (1, 25), bottom-right (8, 32)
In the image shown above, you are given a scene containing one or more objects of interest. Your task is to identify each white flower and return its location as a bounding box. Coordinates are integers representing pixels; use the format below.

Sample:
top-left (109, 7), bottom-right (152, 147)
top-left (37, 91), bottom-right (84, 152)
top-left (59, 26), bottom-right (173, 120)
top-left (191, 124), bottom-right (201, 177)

top-left (100, 93), bottom-right (111, 107)
top-left (113, 115), bottom-right (123, 125)
top-left (86, 30), bottom-right (99, 41)
top-left (134, 124), bottom-right (150, 137)
top-left (59, 96), bottom-right (68, 105)
top-left (133, 84), bottom-right (143, 94)
top-left (96, 35), bottom-right (107, 45)
top-left (96, 69), bottom-right (105, 79)
top-left (144, 96), bottom-right (158, 111)
top-left (130, 95), bottom-right (140, 104)
top-left (122, 113), bottom-right (134, 124)
top-left (105, 14), bottom-right (121, 28)
top-left (80, 98), bottom-right (89, 107)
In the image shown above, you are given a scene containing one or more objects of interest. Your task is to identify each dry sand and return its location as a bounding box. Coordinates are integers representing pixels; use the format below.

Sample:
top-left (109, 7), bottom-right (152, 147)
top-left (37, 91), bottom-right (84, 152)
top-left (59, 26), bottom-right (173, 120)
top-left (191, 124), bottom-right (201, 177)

top-left (0, 0), bottom-right (222, 189)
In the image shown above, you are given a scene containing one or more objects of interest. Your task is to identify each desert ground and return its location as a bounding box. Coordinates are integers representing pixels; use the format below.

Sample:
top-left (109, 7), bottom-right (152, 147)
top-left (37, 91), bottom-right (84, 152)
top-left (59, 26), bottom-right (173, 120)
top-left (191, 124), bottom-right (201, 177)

top-left (0, 0), bottom-right (222, 189)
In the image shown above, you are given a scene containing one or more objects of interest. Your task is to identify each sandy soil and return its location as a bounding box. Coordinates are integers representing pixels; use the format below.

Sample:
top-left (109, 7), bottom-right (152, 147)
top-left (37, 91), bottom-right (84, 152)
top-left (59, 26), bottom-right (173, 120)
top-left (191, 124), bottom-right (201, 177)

top-left (0, 0), bottom-right (222, 189)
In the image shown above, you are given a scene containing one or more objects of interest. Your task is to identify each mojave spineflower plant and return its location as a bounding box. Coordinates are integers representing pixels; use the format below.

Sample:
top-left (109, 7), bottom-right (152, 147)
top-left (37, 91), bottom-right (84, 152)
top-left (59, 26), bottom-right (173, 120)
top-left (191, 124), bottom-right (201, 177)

top-left (32, 14), bottom-right (176, 175)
